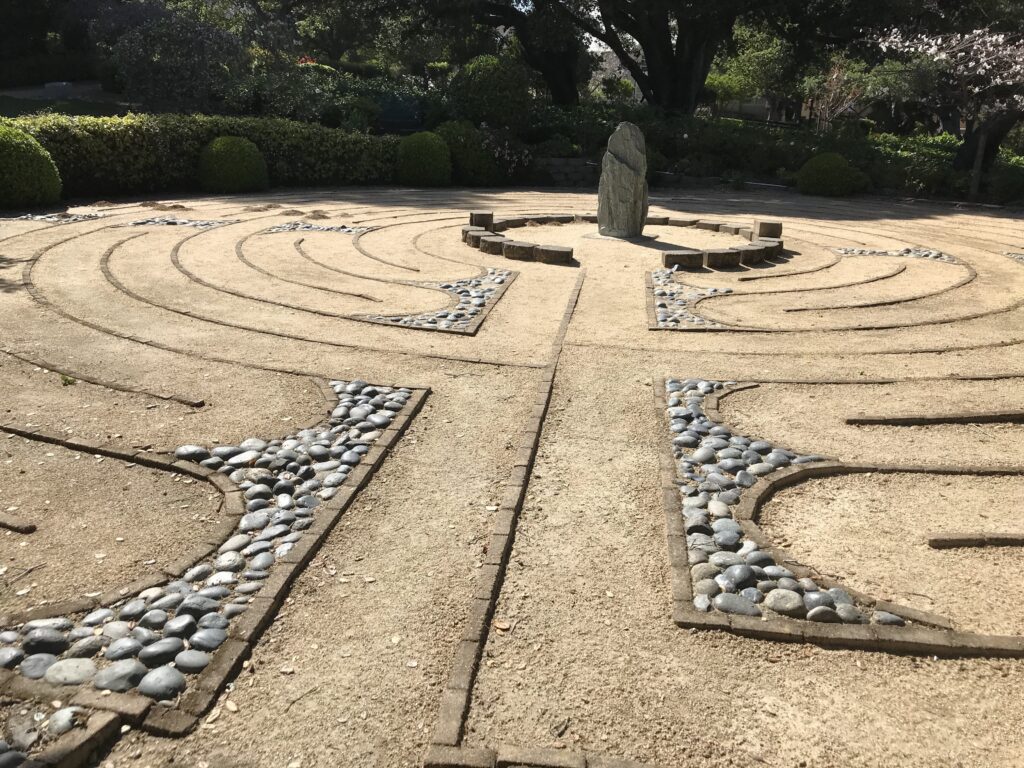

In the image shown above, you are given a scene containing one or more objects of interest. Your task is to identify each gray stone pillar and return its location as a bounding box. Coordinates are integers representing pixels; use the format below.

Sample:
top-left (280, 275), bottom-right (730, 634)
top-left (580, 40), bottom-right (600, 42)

top-left (597, 122), bottom-right (649, 238)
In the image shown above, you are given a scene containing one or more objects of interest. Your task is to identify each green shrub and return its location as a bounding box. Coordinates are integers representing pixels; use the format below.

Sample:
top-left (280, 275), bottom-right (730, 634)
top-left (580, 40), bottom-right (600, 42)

top-left (8, 113), bottom-right (397, 196)
top-left (435, 120), bottom-right (503, 185)
top-left (0, 124), bottom-right (62, 208)
top-left (796, 152), bottom-right (869, 197)
top-left (450, 55), bottom-right (532, 129)
top-left (198, 136), bottom-right (269, 193)
top-left (397, 131), bottom-right (451, 187)
top-left (531, 133), bottom-right (580, 158)
top-left (987, 156), bottom-right (1024, 205)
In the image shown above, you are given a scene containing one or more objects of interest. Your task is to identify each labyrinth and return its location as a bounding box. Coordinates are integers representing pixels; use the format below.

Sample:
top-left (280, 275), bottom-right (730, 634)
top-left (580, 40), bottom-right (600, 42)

top-left (1, 189), bottom-right (1024, 767)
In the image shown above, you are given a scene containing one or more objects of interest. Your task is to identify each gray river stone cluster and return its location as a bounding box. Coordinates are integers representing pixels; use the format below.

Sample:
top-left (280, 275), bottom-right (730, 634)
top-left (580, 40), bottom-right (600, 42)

top-left (652, 268), bottom-right (730, 328)
top-left (835, 246), bottom-right (958, 264)
top-left (128, 217), bottom-right (238, 228)
top-left (665, 378), bottom-right (904, 626)
top-left (364, 268), bottom-right (511, 331)
top-left (0, 379), bottom-right (411, 701)
top-left (13, 213), bottom-right (103, 224)
top-left (265, 221), bottom-right (370, 234)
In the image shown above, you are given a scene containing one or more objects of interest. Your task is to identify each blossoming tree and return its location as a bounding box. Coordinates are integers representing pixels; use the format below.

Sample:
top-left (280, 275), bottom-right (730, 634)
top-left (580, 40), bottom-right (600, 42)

top-left (878, 28), bottom-right (1024, 197)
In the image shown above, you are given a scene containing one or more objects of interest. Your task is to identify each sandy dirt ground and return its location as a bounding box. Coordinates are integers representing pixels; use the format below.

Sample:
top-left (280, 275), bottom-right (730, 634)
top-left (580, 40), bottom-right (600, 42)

top-left (760, 472), bottom-right (1024, 635)
top-left (0, 437), bottom-right (221, 611)
top-left (0, 188), bottom-right (1022, 767)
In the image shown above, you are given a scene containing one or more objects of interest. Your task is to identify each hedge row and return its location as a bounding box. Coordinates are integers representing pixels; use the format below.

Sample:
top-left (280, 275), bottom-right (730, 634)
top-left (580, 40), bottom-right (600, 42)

top-left (6, 113), bottom-right (398, 197)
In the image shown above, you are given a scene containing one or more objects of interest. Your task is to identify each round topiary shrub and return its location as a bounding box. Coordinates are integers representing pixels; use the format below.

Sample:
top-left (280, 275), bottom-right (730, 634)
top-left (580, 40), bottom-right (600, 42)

top-left (435, 120), bottom-right (503, 186)
top-left (397, 132), bottom-right (451, 187)
top-left (449, 55), bottom-right (532, 129)
top-left (198, 136), bottom-right (269, 193)
top-left (796, 152), bottom-right (868, 197)
top-left (0, 125), bottom-right (62, 208)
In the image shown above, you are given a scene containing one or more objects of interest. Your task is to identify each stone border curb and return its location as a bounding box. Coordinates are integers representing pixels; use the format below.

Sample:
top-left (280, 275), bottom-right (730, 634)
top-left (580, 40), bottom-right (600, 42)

top-left (653, 379), bottom-right (1024, 657)
top-left (427, 271), bottom-right (585, 753)
top-left (846, 410), bottom-right (1024, 426)
top-left (928, 533), bottom-right (1024, 549)
top-left (0, 385), bottom-right (429, 738)
top-left (27, 710), bottom-right (122, 768)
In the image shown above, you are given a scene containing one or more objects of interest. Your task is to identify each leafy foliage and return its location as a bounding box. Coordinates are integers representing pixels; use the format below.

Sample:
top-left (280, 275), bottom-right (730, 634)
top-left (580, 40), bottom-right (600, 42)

top-left (0, 124), bottom-right (62, 208)
top-left (397, 131), bottom-right (452, 186)
top-left (111, 11), bottom-right (249, 113)
top-left (198, 136), bottom-right (269, 193)
top-left (796, 152), bottom-right (870, 196)
top-left (449, 55), bottom-right (532, 128)
top-left (435, 120), bottom-right (503, 185)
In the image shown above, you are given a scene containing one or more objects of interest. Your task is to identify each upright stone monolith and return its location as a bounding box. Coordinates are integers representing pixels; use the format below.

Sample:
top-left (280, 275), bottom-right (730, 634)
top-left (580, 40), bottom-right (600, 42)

top-left (597, 122), bottom-right (648, 238)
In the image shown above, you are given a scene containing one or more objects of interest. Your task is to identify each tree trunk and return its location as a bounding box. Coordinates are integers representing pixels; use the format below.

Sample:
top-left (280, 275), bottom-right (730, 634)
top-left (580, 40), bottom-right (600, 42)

top-left (953, 112), bottom-right (1023, 173)
top-left (968, 125), bottom-right (987, 202)
top-left (516, 44), bottom-right (580, 106)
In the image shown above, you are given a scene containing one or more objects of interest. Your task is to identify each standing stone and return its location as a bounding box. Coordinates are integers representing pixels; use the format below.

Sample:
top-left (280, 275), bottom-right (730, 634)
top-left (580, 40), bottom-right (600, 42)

top-left (597, 122), bottom-right (648, 238)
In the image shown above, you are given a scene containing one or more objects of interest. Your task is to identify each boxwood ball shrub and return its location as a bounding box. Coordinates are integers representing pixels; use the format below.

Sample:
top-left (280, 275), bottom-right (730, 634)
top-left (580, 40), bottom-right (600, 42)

top-left (796, 152), bottom-right (869, 197)
top-left (198, 136), bottom-right (269, 193)
top-left (397, 131), bottom-right (451, 187)
top-left (0, 124), bottom-right (62, 208)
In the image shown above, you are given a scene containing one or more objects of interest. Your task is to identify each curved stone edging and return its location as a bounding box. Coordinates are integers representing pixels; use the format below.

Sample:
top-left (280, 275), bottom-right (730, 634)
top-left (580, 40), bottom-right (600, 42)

top-left (235, 233), bottom-right (382, 302)
top-left (0, 379), bottom-right (429, 736)
top-left (80, 230), bottom-right (527, 368)
top-left (0, 375), bottom-right (336, 625)
top-left (782, 251), bottom-right (976, 313)
top-left (0, 347), bottom-right (205, 408)
top-left (655, 378), bottom-right (1024, 657)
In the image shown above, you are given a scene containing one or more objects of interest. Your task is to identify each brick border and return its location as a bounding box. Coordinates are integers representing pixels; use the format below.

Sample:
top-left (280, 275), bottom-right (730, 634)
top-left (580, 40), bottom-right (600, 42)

top-left (653, 379), bottom-right (1024, 657)
top-left (0, 384), bottom-right (429, 738)
top-left (427, 270), bottom-right (585, 756)
top-left (423, 743), bottom-right (664, 768)
top-left (928, 533), bottom-right (1024, 549)
top-left (9, 709), bottom-right (124, 768)
top-left (846, 410), bottom-right (1024, 426)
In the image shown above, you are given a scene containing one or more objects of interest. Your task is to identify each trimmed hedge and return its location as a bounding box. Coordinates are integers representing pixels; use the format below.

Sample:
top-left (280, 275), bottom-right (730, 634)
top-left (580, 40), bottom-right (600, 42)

top-left (397, 132), bottom-right (451, 187)
top-left (199, 136), bottom-right (269, 193)
top-left (0, 124), bottom-right (62, 208)
top-left (5, 113), bottom-right (397, 197)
